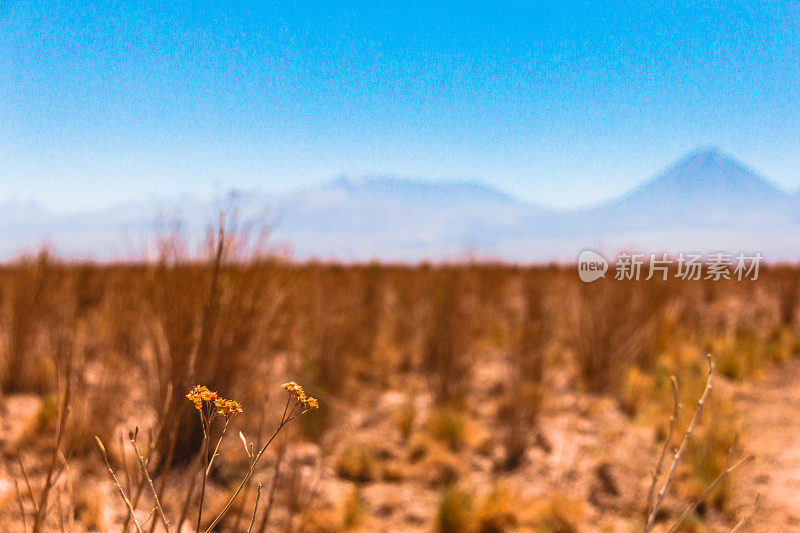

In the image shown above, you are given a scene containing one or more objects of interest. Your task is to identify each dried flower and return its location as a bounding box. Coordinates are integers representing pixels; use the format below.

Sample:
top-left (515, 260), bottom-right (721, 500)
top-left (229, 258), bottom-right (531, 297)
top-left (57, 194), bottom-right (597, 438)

top-left (187, 385), bottom-right (218, 410)
top-left (303, 395), bottom-right (319, 410)
top-left (215, 398), bottom-right (244, 417)
top-left (282, 381), bottom-right (303, 395)
top-left (187, 385), bottom-right (241, 417)
top-left (281, 381), bottom-right (318, 411)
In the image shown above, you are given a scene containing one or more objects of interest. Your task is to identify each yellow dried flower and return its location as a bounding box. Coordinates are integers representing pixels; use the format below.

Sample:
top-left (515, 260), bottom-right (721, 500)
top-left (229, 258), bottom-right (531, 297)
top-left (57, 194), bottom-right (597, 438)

top-left (187, 385), bottom-right (218, 411)
top-left (282, 381), bottom-right (318, 410)
top-left (282, 381), bottom-right (303, 394)
top-left (215, 398), bottom-right (243, 417)
top-left (201, 388), bottom-right (217, 402)
top-left (186, 385), bottom-right (241, 417)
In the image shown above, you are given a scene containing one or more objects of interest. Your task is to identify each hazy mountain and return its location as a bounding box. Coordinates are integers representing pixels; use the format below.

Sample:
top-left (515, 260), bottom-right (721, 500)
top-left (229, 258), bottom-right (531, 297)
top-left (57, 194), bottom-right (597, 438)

top-left (549, 148), bottom-right (800, 261)
top-left (1, 148), bottom-right (799, 262)
top-left (582, 148), bottom-right (793, 229)
top-left (269, 175), bottom-right (545, 260)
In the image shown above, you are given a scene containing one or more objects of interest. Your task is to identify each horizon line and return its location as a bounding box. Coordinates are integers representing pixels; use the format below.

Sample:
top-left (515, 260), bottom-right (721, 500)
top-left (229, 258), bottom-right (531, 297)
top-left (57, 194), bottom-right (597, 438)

top-left (2, 147), bottom-right (796, 216)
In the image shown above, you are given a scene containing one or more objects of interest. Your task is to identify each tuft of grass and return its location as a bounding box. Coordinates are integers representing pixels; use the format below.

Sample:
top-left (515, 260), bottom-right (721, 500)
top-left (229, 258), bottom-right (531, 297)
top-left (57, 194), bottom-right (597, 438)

top-left (436, 483), bottom-right (474, 533)
top-left (74, 487), bottom-right (105, 530)
top-left (682, 395), bottom-right (741, 513)
top-left (143, 212), bottom-right (284, 464)
top-left (568, 279), bottom-right (659, 395)
top-left (619, 366), bottom-right (657, 417)
top-left (1, 251), bottom-right (65, 394)
top-left (341, 485), bottom-right (366, 530)
top-left (335, 443), bottom-right (380, 483)
top-left (473, 485), bottom-right (519, 533)
top-left (394, 398), bottom-right (417, 442)
top-left (423, 270), bottom-right (475, 406)
top-left (426, 407), bottom-right (469, 452)
top-left (296, 507), bottom-right (343, 533)
top-left (499, 276), bottom-right (550, 469)
top-left (529, 494), bottom-right (583, 533)
top-left (420, 446), bottom-right (463, 487)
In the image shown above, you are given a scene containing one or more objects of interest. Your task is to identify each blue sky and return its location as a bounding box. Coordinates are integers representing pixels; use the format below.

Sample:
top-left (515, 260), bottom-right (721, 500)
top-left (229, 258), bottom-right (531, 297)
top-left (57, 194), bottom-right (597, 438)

top-left (1, 0), bottom-right (798, 212)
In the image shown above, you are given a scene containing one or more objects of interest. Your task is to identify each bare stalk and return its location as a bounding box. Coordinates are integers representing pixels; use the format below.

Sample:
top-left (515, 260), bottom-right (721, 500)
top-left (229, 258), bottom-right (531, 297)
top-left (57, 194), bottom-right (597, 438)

top-left (204, 399), bottom-right (300, 533)
top-left (149, 424), bottom-right (179, 533)
top-left (32, 343), bottom-right (73, 533)
top-left (56, 486), bottom-right (66, 533)
top-left (644, 355), bottom-right (714, 533)
top-left (196, 422), bottom-right (211, 532)
top-left (246, 484), bottom-right (263, 533)
top-left (95, 437), bottom-right (144, 533)
top-left (194, 402), bottom-right (233, 532)
top-left (176, 457), bottom-right (202, 532)
top-left (130, 433), bottom-right (171, 532)
top-left (205, 418), bottom-right (231, 476)
top-left (187, 213), bottom-right (226, 383)
top-left (57, 451), bottom-right (75, 533)
top-left (256, 443), bottom-right (286, 533)
top-left (13, 476), bottom-right (28, 532)
top-left (645, 376), bottom-right (680, 520)
top-left (17, 453), bottom-right (38, 513)
top-left (731, 494), bottom-right (760, 532)
top-left (665, 454), bottom-right (754, 533)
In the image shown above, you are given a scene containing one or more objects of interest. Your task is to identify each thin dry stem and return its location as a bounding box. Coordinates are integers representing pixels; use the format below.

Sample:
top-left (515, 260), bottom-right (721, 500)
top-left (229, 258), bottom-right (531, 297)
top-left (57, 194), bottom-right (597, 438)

top-left (246, 483), bottom-right (263, 533)
top-left (17, 452), bottom-right (38, 512)
top-left (57, 451), bottom-right (75, 533)
top-left (175, 454), bottom-right (203, 532)
top-left (256, 442), bottom-right (286, 533)
top-left (204, 399), bottom-right (302, 532)
top-left (95, 437), bottom-right (144, 533)
top-left (205, 418), bottom-right (231, 476)
top-left (56, 486), bottom-right (65, 533)
top-left (665, 454), bottom-right (754, 533)
top-left (196, 426), bottom-right (211, 533)
top-left (130, 435), bottom-right (171, 532)
top-left (33, 367), bottom-right (71, 533)
top-left (645, 375), bottom-right (680, 520)
top-left (645, 355), bottom-right (714, 533)
top-left (731, 494), bottom-right (760, 532)
top-left (13, 476), bottom-right (28, 532)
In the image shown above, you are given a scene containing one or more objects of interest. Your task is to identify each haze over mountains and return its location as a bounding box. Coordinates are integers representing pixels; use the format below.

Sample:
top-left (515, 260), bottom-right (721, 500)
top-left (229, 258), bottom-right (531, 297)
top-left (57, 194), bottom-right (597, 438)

top-left (2, 148), bottom-right (799, 262)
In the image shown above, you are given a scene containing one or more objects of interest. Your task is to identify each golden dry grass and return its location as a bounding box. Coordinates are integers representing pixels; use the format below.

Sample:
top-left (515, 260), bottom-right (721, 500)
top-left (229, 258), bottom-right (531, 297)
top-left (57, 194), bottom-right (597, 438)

top-left (0, 246), bottom-right (795, 531)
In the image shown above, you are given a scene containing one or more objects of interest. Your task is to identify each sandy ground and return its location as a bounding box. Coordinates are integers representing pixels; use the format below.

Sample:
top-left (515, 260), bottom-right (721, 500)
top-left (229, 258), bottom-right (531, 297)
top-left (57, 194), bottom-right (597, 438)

top-left (2, 357), bottom-right (800, 531)
top-left (733, 358), bottom-right (800, 531)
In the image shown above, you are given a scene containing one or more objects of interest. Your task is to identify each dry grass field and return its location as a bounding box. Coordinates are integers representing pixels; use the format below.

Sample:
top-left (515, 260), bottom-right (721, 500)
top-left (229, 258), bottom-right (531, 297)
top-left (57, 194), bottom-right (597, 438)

top-left (0, 229), bottom-right (798, 531)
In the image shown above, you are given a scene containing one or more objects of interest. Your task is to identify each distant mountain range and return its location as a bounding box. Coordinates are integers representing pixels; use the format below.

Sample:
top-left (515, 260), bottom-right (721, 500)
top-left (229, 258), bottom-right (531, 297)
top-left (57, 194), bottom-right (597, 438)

top-left (2, 148), bottom-right (799, 262)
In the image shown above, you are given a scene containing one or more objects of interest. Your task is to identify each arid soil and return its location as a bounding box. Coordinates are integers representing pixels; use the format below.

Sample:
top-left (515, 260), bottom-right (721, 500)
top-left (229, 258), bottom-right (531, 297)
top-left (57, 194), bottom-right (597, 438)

top-left (2, 357), bottom-right (799, 531)
top-left (733, 358), bottom-right (800, 531)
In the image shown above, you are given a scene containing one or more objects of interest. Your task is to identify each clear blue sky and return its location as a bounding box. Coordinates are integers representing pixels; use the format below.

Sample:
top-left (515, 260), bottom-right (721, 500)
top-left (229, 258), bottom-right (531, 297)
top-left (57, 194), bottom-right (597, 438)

top-left (2, 0), bottom-right (798, 211)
